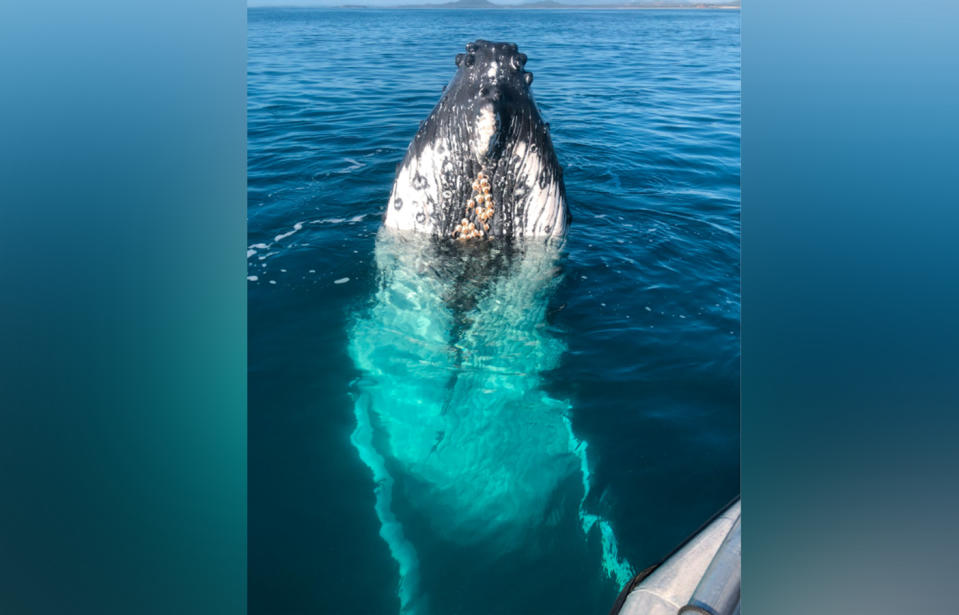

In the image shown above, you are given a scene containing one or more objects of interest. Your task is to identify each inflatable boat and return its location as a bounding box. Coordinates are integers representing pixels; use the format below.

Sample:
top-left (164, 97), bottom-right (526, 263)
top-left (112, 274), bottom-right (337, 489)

top-left (608, 497), bottom-right (741, 615)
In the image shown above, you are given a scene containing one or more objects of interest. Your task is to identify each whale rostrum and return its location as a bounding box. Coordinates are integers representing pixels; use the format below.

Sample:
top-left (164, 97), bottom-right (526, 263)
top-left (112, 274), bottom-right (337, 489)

top-left (385, 40), bottom-right (570, 240)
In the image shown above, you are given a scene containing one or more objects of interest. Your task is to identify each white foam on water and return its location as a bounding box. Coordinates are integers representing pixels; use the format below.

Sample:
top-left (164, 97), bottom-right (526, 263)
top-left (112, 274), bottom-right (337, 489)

top-left (247, 242), bottom-right (272, 259)
top-left (337, 158), bottom-right (366, 173)
top-left (274, 221), bottom-right (304, 242)
top-left (310, 214), bottom-right (367, 225)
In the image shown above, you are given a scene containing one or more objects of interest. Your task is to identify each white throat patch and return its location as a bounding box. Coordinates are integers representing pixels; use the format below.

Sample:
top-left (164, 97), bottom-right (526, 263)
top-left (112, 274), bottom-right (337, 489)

top-left (472, 105), bottom-right (498, 160)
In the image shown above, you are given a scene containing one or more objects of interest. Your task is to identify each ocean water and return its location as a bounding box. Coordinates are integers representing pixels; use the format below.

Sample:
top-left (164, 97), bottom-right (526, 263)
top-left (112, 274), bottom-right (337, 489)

top-left (249, 8), bottom-right (740, 615)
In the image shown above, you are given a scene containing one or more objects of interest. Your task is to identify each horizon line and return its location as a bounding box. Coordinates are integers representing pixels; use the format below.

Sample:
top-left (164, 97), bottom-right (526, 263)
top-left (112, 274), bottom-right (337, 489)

top-left (248, 3), bottom-right (741, 9)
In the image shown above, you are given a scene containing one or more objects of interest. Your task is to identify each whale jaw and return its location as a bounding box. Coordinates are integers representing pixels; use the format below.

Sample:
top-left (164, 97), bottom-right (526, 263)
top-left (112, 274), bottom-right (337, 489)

top-left (384, 40), bottom-right (569, 241)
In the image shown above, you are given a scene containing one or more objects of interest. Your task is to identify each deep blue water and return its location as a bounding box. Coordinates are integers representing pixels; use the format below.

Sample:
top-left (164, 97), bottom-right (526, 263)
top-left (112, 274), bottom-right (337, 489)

top-left (249, 8), bottom-right (739, 615)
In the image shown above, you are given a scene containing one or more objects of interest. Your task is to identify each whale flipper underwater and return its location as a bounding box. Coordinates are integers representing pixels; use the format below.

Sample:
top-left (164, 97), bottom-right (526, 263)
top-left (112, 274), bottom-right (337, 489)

top-left (349, 41), bottom-right (631, 615)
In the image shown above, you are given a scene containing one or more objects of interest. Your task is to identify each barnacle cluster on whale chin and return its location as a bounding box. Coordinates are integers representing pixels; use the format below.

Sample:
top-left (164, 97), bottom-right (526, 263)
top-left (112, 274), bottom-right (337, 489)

top-left (452, 170), bottom-right (494, 240)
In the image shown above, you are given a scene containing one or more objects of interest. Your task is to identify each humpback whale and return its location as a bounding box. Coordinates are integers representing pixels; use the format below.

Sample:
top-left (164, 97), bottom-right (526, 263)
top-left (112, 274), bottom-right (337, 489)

top-left (348, 41), bottom-right (631, 615)
top-left (385, 40), bottom-right (570, 240)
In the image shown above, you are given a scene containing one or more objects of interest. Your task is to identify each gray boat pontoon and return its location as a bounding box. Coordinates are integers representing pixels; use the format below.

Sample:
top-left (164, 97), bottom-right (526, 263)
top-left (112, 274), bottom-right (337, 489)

top-left (608, 497), bottom-right (741, 615)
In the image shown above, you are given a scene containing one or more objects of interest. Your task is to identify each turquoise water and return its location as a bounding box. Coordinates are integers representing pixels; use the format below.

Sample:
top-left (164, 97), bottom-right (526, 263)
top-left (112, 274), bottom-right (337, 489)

top-left (249, 8), bottom-right (739, 614)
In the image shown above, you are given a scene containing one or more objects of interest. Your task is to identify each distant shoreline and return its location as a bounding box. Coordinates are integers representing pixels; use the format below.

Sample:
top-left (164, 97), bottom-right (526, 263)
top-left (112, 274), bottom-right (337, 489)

top-left (339, 6), bottom-right (741, 9)
top-left (249, 5), bottom-right (740, 10)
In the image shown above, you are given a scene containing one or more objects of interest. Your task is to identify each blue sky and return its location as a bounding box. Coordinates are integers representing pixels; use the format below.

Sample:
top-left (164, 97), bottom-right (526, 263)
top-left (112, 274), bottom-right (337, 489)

top-left (248, 0), bottom-right (736, 6)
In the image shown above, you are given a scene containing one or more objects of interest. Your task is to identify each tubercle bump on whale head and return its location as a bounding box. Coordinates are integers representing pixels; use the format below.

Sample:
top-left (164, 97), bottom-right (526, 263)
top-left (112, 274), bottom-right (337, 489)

top-left (453, 40), bottom-right (533, 94)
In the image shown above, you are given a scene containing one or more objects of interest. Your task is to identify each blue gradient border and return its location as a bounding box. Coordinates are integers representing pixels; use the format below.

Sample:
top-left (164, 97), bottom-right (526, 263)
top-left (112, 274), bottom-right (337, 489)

top-left (0, 1), bottom-right (247, 614)
top-left (743, 1), bottom-right (959, 613)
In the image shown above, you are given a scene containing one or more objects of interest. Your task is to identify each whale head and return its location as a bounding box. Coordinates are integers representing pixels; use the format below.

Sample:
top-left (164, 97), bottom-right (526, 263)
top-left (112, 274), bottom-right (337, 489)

top-left (450, 41), bottom-right (534, 162)
top-left (385, 40), bottom-right (569, 241)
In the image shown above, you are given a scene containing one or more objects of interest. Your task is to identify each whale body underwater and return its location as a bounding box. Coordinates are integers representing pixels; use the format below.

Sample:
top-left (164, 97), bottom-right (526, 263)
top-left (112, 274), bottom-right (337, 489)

top-left (348, 41), bottom-right (631, 614)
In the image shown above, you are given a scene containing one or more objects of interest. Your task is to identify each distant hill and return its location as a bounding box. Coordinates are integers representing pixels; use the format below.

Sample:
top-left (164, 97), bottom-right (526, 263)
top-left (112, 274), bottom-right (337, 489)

top-left (343, 0), bottom-right (740, 8)
top-left (518, 0), bottom-right (568, 7)
top-left (396, 0), bottom-right (497, 7)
